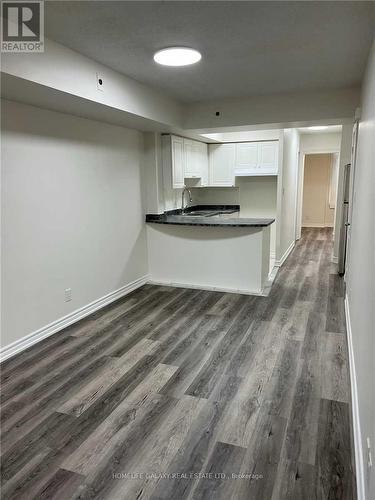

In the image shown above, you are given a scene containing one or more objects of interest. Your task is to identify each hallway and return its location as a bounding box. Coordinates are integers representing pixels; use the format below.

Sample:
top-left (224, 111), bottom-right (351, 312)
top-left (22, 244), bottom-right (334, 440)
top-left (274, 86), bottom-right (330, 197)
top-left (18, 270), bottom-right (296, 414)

top-left (0, 228), bottom-right (355, 499)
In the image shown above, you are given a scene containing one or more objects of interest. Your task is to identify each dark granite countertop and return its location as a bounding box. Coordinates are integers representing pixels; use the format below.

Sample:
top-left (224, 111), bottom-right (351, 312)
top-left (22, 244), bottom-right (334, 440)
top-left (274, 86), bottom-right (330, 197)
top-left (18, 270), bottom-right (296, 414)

top-left (146, 205), bottom-right (275, 228)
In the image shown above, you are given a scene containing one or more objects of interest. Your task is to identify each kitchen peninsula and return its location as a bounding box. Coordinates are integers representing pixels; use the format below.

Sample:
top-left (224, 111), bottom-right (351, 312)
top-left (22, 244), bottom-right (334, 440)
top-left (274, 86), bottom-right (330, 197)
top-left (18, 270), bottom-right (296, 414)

top-left (146, 205), bottom-right (274, 295)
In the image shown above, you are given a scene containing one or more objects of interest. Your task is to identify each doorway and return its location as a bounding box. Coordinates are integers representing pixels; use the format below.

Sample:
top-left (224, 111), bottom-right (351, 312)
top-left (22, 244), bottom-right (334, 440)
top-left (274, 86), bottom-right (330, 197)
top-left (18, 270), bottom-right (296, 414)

top-left (301, 153), bottom-right (339, 229)
top-left (296, 147), bottom-right (340, 240)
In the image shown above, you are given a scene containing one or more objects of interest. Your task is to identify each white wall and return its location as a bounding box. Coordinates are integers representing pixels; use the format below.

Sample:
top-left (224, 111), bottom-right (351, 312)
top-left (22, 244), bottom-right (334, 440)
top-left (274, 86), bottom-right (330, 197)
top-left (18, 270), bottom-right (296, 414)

top-left (346, 40), bottom-right (375, 500)
top-left (1, 100), bottom-right (148, 349)
top-left (202, 129), bottom-right (281, 142)
top-left (143, 132), bottom-right (165, 214)
top-left (2, 36), bottom-right (183, 129)
top-left (184, 88), bottom-right (360, 130)
top-left (278, 129), bottom-right (300, 261)
top-left (237, 177), bottom-right (277, 257)
top-left (191, 187), bottom-right (239, 206)
top-left (299, 132), bottom-right (341, 152)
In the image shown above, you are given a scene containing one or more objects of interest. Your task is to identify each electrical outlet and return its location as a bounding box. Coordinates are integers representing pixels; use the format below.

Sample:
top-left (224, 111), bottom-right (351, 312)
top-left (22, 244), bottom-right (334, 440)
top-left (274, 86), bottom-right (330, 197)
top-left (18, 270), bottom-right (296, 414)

top-left (96, 73), bottom-right (104, 92)
top-left (64, 288), bottom-right (72, 302)
top-left (367, 437), bottom-right (373, 469)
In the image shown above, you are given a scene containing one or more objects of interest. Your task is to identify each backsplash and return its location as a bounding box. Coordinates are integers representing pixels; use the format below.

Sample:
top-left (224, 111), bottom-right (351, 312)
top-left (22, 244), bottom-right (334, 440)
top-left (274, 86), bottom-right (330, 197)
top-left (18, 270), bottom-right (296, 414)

top-left (191, 187), bottom-right (239, 206)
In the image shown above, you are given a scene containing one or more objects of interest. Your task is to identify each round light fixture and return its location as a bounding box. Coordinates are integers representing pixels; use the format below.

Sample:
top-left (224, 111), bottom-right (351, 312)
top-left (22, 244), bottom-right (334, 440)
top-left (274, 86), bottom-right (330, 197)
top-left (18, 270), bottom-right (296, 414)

top-left (308, 126), bottom-right (328, 131)
top-left (153, 47), bottom-right (202, 67)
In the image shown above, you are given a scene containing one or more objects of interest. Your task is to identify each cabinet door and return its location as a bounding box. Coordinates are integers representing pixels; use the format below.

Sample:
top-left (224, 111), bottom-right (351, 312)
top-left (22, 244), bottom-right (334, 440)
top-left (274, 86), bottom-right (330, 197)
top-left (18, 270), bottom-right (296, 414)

top-left (171, 136), bottom-right (185, 188)
top-left (183, 139), bottom-right (194, 178)
top-left (257, 142), bottom-right (278, 174)
top-left (208, 144), bottom-right (235, 186)
top-left (235, 142), bottom-right (258, 173)
top-left (184, 139), bottom-right (201, 178)
top-left (198, 142), bottom-right (209, 186)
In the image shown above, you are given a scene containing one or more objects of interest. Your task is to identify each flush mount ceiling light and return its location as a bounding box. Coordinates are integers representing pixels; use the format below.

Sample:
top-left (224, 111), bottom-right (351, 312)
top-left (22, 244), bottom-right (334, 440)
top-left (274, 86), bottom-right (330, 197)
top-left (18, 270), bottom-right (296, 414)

top-left (153, 47), bottom-right (202, 67)
top-left (308, 126), bottom-right (328, 131)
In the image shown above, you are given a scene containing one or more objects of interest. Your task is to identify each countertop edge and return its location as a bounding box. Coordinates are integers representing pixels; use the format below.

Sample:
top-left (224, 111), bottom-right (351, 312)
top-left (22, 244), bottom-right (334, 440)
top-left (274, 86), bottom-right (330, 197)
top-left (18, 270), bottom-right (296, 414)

top-left (145, 216), bottom-right (275, 228)
top-left (145, 205), bottom-right (275, 228)
top-left (146, 220), bottom-right (274, 227)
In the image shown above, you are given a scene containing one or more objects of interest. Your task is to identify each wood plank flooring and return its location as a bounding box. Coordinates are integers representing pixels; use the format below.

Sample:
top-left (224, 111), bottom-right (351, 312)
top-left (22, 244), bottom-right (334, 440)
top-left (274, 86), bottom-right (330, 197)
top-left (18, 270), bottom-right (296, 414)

top-left (0, 228), bottom-right (356, 499)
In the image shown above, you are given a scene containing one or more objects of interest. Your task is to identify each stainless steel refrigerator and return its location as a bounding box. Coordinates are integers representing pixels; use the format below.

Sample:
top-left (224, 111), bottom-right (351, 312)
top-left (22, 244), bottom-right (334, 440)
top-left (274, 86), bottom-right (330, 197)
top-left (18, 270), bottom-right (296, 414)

top-left (338, 163), bottom-right (351, 275)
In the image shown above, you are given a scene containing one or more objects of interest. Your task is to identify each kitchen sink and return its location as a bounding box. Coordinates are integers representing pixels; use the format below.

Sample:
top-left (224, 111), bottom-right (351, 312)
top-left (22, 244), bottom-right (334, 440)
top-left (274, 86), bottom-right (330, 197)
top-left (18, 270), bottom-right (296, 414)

top-left (181, 212), bottom-right (219, 217)
top-left (180, 209), bottom-right (238, 217)
top-left (180, 210), bottom-right (220, 217)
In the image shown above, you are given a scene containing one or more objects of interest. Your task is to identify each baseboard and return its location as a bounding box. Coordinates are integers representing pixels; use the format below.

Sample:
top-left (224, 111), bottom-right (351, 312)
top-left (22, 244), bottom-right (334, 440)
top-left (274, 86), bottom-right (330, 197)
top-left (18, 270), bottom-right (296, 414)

top-left (0, 275), bottom-right (149, 363)
top-left (275, 241), bottom-right (295, 267)
top-left (302, 223), bottom-right (334, 228)
top-left (147, 279), bottom-right (263, 296)
top-left (345, 294), bottom-right (365, 500)
top-left (268, 265), bottom-right (277, 281)
top-left (268, 265), bottom-right (278, 281)
top-left (264, 265), bottom-right (279, 297)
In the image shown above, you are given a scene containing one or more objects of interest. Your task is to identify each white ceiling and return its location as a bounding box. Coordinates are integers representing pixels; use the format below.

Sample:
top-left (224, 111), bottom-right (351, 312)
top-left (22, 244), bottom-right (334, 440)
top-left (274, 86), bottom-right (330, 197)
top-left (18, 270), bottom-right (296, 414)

top-left (45, 1), bottom-right (375, 104)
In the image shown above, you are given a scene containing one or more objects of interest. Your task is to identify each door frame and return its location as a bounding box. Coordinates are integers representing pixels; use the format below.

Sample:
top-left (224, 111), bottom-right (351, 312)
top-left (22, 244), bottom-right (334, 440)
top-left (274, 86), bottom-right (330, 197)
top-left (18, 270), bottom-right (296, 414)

top-left (343, 119), bottom-right (359, 281)
top-left (295, 147), bottom-right (341, 240)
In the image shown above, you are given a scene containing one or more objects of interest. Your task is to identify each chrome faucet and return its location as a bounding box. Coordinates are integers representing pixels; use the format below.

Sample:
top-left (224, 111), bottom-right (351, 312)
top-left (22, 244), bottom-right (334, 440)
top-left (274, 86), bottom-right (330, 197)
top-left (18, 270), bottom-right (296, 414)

top-left (181, 186), bottom-right (193, 213)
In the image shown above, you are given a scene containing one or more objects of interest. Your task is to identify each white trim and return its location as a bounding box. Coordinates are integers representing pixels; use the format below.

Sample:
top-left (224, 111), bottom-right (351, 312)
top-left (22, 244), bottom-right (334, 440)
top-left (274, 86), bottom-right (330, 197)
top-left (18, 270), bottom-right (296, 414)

top-left (301, 223), bottom-right (334, 228)
top-left (275, 241), bottom-right (295, 267)
top-left (296, 147), bottom-right (341, 240)
top-left (296, 150), bottom-right (305, 240)
top-left (0, 275), bottom-right (149, 363)
top-left (268, 265), bottom-right (279, 283)
top-left (345, 294), bottom-right (365, 500)
top-left (147, 280), bottom-right (263, 296)
top-left (299, 148), bottom-right (341, 155)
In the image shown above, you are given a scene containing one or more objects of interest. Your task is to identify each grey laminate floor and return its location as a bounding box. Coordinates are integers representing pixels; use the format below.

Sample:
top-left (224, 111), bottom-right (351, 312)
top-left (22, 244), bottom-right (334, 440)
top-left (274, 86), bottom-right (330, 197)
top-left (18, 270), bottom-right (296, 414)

top-left (0, 228), bottom-right (356, 499)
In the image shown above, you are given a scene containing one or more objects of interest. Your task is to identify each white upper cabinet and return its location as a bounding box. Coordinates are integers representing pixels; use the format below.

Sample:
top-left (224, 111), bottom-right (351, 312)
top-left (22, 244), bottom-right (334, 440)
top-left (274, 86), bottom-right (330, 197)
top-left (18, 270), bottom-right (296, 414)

top-left (235, 143), bottom-right (258, 171)
top-left (257, 142), bottom-right (279, 173)
top-left (208, 144), bottom-right (235, 186)
top-left (195, 141), bottom-right (209, 186)
top-left (184, 139), bottom-right (208, 180)
top-left (163, 136), bottom-right (278, 191)
top-left (183, 139), bottom-right (197, 178)
top-left (163, 135), bottom-right (209, 189)
top-left (171, 136), bottom-right (185, 188)
top-left (234, 141), bottom-right (278, 176)
top-left (162, 135), bottom-right (184, 189)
